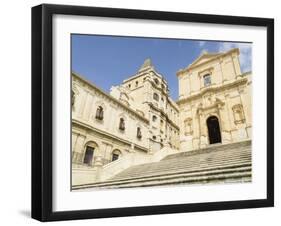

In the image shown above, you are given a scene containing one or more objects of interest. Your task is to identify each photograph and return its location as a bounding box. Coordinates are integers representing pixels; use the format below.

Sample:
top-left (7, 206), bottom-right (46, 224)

top-left (71, 35), bottom-right (252, 190)
top-left (31, 3), bottom-right (274, 221)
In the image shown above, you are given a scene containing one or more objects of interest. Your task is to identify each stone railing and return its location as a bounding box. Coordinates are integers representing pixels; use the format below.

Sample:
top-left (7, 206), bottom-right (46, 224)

top-left (72, 146), bottom-right (180, 186)
top-left (98, 146), bottom-right (179, 181)
top-left (72, 167), bottom-right (98, 186)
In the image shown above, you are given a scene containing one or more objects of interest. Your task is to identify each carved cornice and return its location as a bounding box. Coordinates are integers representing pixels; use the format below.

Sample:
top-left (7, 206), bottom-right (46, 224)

top-left (177, 77), bottom-right (248, 105)
top-left (72, 119), bottom-right (149, 153)
top-left (72, 72), bottom-right (149, 124)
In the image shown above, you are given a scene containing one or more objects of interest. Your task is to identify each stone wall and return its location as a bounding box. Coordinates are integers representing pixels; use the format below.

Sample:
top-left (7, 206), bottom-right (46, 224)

top-left (72, 73), bottom-right (150, 167)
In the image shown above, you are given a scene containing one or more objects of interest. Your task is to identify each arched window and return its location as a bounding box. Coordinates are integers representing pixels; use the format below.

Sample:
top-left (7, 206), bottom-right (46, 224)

top-left (83, 146), bottom-right (94, 165)
top-left (152, 115), bottom-right (157, 122)
top-left (81, 141), bottom-right (98, 166)
top-left (95, 106), bottom-right (104, 120)
top-left (203, 74), bottom-right (211, 87)
top-left (119, 118), bottom-right (125, 131)
top-left (71, 90), bottom-right (75, 107)
top-left (152, 135), bottom-right (156, 140)
top-left (137, 127), bottom-right (142, 139)
top-left (135, 81), bottom-right (139, 87)
top-left (112, 149), bottom-right (121, 162)
top-left (232, 104), bottom-right (245, 124)
top-left (153, 93), bottom-right (159, 101)
top-left (154, 78), bottom-right (159, 85)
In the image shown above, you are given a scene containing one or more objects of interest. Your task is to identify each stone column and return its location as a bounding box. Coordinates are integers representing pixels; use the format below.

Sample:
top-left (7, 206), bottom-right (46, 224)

top-left (196, 106), bottom-right (207, 149)
top-left (192, 106), bottom-right (200, 150)
top-left (104, 143), bottom-right (113, 164)
top-left (218, 103), bottom-right (232, 144)
top-left (107, 104), bottom-right (117, 134)
top-left (232, 53), bottom-right (242, 77)
top-left (198, 111), bottom-right (208, 148)
top-left (130, 143), bottom-right (136, 153)
top-left (73, 134), bottom-right (86, 164)
top-left (72, 132), bottom-right (78, 153)
top-left (77, 91), bottom-right (87, 119)
top-left (128, 116), bottom-right (135, 142)
top-left (225, 93), bottom-right (236, 140)
top-left (239, 88), bottom-right (252, 139)
top-left (92, 155), bottom-right (103, 182)
top-left (83, 93), bottom-right (94, 122)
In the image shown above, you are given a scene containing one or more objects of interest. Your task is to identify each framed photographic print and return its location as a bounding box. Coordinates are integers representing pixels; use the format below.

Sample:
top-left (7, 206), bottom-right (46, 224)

top-left (31, 4), bottom-right (274, 221)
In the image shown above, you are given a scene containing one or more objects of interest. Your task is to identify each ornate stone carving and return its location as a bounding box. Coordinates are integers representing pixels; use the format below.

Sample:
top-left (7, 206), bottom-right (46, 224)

top-left (232, 104), bottom-right (246, 124)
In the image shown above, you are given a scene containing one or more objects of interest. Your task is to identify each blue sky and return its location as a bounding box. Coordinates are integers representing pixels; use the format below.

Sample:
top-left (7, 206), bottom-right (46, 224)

top-left (72, 34), bottom-right (251, 100)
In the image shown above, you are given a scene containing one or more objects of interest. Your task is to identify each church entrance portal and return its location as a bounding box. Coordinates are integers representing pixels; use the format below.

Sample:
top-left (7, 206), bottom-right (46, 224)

top-left (207, 116), bottom-right (222, 144)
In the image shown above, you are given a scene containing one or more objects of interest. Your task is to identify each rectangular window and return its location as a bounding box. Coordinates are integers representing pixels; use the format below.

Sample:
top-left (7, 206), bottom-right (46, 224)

top-left (203, 74), bottom-right (211, 86)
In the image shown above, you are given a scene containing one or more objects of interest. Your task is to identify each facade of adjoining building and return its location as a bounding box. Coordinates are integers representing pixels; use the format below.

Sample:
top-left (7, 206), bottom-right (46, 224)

top-left (71, 48), bottom-right (252, 187)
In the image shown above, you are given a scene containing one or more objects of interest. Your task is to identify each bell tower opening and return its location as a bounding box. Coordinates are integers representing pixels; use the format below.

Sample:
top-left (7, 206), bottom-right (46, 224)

top-left (206, 116), bottom-right (222, 144)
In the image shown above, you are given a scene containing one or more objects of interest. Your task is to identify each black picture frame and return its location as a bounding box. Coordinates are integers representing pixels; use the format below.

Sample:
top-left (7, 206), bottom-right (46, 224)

top-left (32, 3), bottom-right (274, 222)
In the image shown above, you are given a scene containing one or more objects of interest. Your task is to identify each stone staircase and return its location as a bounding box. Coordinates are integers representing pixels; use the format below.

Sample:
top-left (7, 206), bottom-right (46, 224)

top-left (73, 140), bottom-right (251, 190)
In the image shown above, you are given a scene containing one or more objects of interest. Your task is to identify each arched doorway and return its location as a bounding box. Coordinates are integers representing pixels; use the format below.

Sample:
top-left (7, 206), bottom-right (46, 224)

top-left (206, 116), bottom-right (222, 144)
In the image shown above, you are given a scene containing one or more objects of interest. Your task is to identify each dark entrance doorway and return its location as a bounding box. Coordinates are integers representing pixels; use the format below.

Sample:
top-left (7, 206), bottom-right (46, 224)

top-left (83, 146), bottom-right (94, 165)
top-left (207, 116), bottom-right (222, 144)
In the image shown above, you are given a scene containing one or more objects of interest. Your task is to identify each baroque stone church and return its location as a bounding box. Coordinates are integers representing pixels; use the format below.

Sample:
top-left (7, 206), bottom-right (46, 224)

top-left (71, 48), bottom-right (252, 189)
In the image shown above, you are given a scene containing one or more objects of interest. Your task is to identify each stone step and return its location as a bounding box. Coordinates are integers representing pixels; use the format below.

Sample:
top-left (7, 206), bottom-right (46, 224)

top-left (164, 140), bottom-right (251, 160)
top-left (74, 165), bottom-right (251, 190)
top-left (114, 155), bottom-right (251, 174)
top-left (107, 172), bottom-right (251, 189)
top-left (73, 140), bottom-right (252, 190)
top-left (118, 152), bottom-right (251, 176)
top-left (106, 162), bottom-right (251, 184)
top-left (114, 155), bottom-right (251, 178)
top-left (113, 159), bottom-right (251, 180)
top-left (160, 151), bottom-right (251, 167)
top-left (127, 147), bottom-right (251, 171)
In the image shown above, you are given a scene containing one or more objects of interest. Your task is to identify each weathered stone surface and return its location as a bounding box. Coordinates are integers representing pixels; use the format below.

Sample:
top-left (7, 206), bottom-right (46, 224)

top-left (73, 140), bottom-right (251, 190)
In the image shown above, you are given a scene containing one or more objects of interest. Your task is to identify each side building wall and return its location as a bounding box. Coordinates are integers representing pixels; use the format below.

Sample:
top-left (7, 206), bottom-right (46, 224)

top-left (72, 73), bottom-right (150, 167)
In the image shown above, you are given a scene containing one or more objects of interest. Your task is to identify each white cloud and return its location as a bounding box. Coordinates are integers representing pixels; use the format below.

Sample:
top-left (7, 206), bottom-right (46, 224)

top-left (200, 49), bottom-right (208, 55)
top-left (198, 41), bottom-right (206, 47)
top-left (217, 42), bottom-right (252, 72)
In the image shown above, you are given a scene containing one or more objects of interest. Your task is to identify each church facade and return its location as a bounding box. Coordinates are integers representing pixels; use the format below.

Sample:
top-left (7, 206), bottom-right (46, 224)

top-left (177, 48), bottom-right (252, 151)
top-left (71, 48), bottom-right (252, 186)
